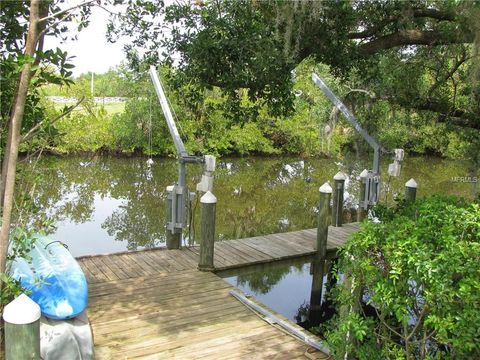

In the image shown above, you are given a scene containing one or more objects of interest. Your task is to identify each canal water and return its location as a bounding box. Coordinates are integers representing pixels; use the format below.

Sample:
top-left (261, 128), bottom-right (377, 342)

top-left (220, 256), bottom-right (334, 329)
top-left (22, 155), bottom-right (476, 257)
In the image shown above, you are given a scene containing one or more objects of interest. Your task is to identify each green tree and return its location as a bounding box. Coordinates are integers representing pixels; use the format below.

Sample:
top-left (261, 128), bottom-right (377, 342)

top-left (110, 0), bottom-right (295, 121)
top-left (0, 0), bottom-right (103, 303)
top-left (111, 0), bottom-right (479, 126)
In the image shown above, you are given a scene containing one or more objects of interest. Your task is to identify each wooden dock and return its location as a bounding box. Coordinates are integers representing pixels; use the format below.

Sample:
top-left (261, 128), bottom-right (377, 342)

top-left (77, 223), bottom-right (359, 359)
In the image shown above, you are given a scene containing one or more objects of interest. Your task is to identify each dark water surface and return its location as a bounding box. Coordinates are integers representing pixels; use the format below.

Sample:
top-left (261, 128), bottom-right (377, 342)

top-left (26, 155), bottom-right (476, 256)
top-left (221, 257), bottom-right (325, 326)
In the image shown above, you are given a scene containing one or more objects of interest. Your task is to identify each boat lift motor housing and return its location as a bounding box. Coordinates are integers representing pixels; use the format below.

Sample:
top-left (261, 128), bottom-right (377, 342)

top-left (196, 155), bottom-right (216, 193)
top-left (165, 155), bottom-right (216, 234)
top-left (388, 148), bottom-right (404, 177)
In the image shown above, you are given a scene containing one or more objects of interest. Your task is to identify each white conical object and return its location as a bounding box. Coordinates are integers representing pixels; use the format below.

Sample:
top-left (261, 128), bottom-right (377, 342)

top-left (333, 171), bottom-right (347, 181)
top-left (405, 178), bottom-right (418, 188)
top-left (200, 191), bottom-right (217, 204)
top-left (359, 169), bottom-right (369, 178)
top-left (3, 294), bottom-right (41, 325)
top-left (319, 182), bottom-right (332, 194)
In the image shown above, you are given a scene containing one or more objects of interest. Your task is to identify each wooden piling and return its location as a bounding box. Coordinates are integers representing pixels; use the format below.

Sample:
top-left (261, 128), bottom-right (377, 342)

top-left (3, 294), bottom-right (41, 360)
top-left (405, 178), bottom-right (417, 203)
top-left (332, 172), bottom-right (346, 227)
top-left (310, 182), bottom-right (333, 326)
top-left (166, 185), bottom-right (181, 249)
top-left (198, 191), bottom-right (216, 271)
top-left (317, 182), bottom-right (332, 259)
top-left (357, 169), bottom-right (368, 222)
top-left (309, 260), bottom-right (325, 327)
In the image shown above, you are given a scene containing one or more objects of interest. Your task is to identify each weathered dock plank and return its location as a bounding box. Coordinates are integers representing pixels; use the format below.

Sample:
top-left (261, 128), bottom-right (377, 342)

top-left (77, 223), bottom-right (359, 359)
top-left (79, 267), bottom-right (321, 359)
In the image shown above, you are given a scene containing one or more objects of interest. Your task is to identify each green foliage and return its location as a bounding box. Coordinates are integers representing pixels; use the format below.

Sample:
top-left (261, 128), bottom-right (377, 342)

top-left (44, 58), bottom-right (478, 160)
top-left (228, 123), bottom-right (277, 155)
top-left (326, 195), bottom-right (480, 359)
top-left (55, 107), bottom-right (114, 153)
top-left (43, 65), bottom-right (133, 98)
top-left (108, 0), bottom-right (480, 163)
top-left (0, 273), bottom-right (24, 306)
top-left (112, 0), bottom-right (295, 120)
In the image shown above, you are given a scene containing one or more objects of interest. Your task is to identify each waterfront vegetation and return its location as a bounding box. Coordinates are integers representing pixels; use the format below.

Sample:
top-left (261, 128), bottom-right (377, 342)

top-left (32, 55), bottom-right (480, 161)
top-left (1, 1), bottom-right (480, 358)
top-left (323, 196), bottom-right (480, 359)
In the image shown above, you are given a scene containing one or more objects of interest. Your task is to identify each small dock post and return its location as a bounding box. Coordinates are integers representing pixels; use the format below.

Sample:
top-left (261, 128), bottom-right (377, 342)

top-left (3, 294), bottom-right (41, 360)
top-left (316, 182), bottom-right (332, 259)
top-left (310, 182), bottom-right (333, 325)
top-left (166, 185), bottom-right (181, 249)
top-left (332, 172), bottom-right (346, 227)
top-left (198, 191), bottom-right (216, 271)
top-left (405, 178), bottom-right (417, 203)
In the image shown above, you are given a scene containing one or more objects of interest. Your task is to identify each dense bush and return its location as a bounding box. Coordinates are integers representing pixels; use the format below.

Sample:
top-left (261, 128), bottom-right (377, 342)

top-left (326, 196), bottom-right (480, 359)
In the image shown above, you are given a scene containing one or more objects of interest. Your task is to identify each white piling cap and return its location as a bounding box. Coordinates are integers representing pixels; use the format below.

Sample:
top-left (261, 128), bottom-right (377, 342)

top-left (405, 178), bottom-right (418, 188)
top-left (3, 294), bottom-right (41, 325)
top-left (318, 182), bottom-right (332, 194)
top-left (200, 191), bottom-right (217, 204)
top-left (333, 171), bottom-right (347, 181)
top-left (359, 169), bottom-right (369, 178)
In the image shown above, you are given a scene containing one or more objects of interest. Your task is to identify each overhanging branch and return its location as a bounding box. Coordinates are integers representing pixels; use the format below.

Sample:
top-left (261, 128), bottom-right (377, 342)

top-left (348, 8), bottom-right (456, 40)
top-left (359, 29), bottom-right (473, 55)
top-left (414, 100), bottom-right (480, 130)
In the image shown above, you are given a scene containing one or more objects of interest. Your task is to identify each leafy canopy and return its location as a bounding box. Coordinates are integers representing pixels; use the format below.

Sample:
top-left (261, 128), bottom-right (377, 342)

top-left (110, 0), bottom-right (479, 129)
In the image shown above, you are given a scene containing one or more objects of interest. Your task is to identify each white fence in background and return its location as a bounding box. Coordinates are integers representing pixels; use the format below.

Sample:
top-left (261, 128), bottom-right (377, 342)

top-left (46, 96), bottom-right (127, 103)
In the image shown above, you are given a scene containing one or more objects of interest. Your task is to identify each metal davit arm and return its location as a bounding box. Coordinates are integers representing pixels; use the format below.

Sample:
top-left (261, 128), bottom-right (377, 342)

top-left (149, 66), bottom-right (216, 239)
top-left (312, 73), bottom-right (381, 174)
top-left (312, 72), bottom-right (387, 207)
top-left (149, 66), bottom-right (188, 157)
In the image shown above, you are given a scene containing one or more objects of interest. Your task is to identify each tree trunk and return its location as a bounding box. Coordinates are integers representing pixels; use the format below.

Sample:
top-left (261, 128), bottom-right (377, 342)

top-left (0, 2), bottom-right (47, 209)
top-left (0, 0), bottom-right (41, 276)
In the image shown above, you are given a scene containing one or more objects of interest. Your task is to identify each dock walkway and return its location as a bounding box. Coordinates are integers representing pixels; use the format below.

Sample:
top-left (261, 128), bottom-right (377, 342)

top-left (78, 223), bottom-right (359, 359)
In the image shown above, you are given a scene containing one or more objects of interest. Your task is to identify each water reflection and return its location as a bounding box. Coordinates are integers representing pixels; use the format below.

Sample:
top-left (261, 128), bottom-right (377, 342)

top-left (221, 256), bottom-right (337, 329)
top-left (25, 155), bottom-right (475, 256)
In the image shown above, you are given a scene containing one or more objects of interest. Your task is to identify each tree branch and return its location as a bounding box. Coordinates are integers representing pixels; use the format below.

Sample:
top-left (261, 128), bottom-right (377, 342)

top-left (414, 100), bottom-right (480, 130)
top-left (37, 0), bottom-right (97, 24)
top-left (406, 305), bottom-right (428, 341)
top-left (412, 8), bottom-right (455, 21)
top-left (38, 12), bottom-right (74, 39)
top-left (427, 50), bottom-right (469, 98)
top-left (20, 96), bottom-right (85, 143)
top-left (374, 307), bottom-right (403, 339)
top-left (345, 87), bottom-right (376, 99)
top-left (359, 29), bottom-right (474, 55)
top-left (348, 8), bottom-right (456, 40)
top-left (0, 0), bottom-right (41, 280)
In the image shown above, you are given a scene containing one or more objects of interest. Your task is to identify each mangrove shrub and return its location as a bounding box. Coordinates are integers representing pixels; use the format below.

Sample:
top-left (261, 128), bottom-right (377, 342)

top-left (327, 196), bottom-right (480, 359)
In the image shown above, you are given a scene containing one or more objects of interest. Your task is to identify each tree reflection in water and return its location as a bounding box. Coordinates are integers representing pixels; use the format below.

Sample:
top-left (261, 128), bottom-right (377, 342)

top-left (221, 257), bottom-right (338, 330)
top-left (23, 155), bottom-right (474, 256)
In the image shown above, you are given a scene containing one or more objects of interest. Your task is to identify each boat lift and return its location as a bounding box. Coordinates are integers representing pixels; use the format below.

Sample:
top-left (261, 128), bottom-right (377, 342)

top-left (312, 73), bottom-right (404, 208)
top-left (149, 66), bottom-right (216, 235)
